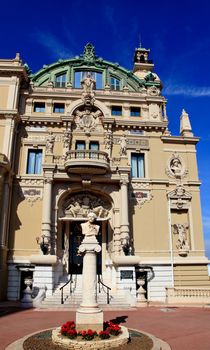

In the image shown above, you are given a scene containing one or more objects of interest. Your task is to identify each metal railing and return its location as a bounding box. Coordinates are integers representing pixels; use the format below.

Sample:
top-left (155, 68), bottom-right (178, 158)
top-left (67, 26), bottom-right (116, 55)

top-left (97, 275), bottom-right (111, 304)
top-left (66, 150), bottom-right (109, 162)
top-left (60, 274), bottom-right (73, 305)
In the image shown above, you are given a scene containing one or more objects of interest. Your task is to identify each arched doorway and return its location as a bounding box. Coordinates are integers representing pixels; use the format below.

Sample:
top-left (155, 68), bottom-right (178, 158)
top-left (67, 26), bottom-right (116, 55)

top-left (59, 191), bottom-right (112, 277)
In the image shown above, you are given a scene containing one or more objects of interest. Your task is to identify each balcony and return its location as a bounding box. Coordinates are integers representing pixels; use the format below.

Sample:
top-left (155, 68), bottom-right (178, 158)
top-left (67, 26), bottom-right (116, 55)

top-left (64, 150), bottom-right (110, 174)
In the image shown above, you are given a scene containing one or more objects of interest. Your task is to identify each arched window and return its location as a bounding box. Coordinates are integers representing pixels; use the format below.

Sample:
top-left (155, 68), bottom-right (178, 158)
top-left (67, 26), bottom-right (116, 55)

top-left (55, 73), bottom-right (66, 88)
top-left (74, 71), bottom-right (103, 89)
top-left (110, 76), bottom-right (120, 90)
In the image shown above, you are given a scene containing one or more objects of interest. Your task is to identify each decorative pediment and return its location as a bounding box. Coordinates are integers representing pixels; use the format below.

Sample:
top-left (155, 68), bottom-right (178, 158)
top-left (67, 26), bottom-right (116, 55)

top-left (62, 193), bottom-right (111, 219)
top-left (168, 184), bottom-right (192, 210)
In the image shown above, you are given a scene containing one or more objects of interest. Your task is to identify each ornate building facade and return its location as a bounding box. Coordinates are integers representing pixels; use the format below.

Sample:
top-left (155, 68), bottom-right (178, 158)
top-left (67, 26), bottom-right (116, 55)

top-left (0, 44), bottom-right (209, 305)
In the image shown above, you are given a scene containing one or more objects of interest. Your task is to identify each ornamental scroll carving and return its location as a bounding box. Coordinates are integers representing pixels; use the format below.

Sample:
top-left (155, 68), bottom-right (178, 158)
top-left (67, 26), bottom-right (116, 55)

top-left (172, 223), bottom-right (189, 256)
top-left (73, 107), bottom-right (103, 134)
top-left (62, 193), bottom-right (111, 219)
top-left (166, 153), bottom-right (188, 179)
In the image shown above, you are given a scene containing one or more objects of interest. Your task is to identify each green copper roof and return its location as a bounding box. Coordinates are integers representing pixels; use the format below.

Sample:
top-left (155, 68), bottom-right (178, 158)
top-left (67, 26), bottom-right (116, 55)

top-left (31, 43), bottom-right (161, 91)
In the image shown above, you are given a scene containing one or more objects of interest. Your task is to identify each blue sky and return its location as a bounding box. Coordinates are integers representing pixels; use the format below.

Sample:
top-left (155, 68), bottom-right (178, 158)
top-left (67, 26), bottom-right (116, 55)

top-left (1, 0), bottom-right (210, 258)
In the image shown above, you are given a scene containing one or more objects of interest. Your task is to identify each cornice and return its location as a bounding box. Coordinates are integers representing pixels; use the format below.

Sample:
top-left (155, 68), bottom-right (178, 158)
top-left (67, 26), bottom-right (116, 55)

top-left (21, 115), bottom-right (63, 125)
top-left (115, 119), bottom-right (168, 130)
top-left (161, 135), bottom-right (200, 144)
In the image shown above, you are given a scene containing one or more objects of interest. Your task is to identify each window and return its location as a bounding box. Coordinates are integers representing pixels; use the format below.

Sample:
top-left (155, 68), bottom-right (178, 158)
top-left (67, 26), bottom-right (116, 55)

top-left (55, 73), bottom-right (66, 88)
top-left (74, 71), bottom-right (103, 89)
top-left (34, 102), bottom-right (45, 113)
top-left (89, 141), bottom-right (99, 151)
top-left (76, 141), bottom-right (85, 150)
top-left (131, 153), bottom-right (145, 178)
top-left (27, 149), bottom-right (42, 174)
top-left (110, 77), bottom-right (120, 90)
top-left (111, 106), bottom-right (122, 116)
top-left (53, 103), bottom-right (65, 113)
top-left (130, 107), bottom-right (141, 117)
top-left (76, 141), bottom-right (85, 159)
top-left (89, 141), bottom-right (99, 159)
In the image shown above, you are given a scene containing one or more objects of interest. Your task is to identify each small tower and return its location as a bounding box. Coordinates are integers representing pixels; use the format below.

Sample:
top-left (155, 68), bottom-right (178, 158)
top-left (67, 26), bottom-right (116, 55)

top-left (133, 44), bottom-right (154, 79)
top-left (180, 109), bottom-right (193, 137)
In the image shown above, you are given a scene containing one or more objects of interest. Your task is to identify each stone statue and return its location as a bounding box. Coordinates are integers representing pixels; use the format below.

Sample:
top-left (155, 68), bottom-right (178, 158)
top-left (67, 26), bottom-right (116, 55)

top-left (120, 134), bottom-right (127, 156)
top-left (81, 73), bottom-right (96, 93)
top-left (46, 131), bottom-right (55, 155)
top-left (170, 158), bottom-right (182, 176)
top-left (173, 223), bottom-right (189, 251)
top-left (63, 127), bottom-right (72, 151)
top-left (105, 129), bottom-right (112, 151)
top-left (81, 212), bottom-right (100, 239)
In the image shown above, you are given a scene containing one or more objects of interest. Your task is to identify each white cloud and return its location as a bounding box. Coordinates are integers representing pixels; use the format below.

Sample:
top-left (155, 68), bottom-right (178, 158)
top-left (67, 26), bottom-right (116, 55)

top-left (164, 84), bottom-right (210, 97)
top-left (33, 32), bottom-right (73, 59)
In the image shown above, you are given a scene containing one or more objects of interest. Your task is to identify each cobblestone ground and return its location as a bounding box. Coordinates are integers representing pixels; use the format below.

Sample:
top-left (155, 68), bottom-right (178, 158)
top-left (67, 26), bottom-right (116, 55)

top-left (0, 305), bottom-right (210, 350)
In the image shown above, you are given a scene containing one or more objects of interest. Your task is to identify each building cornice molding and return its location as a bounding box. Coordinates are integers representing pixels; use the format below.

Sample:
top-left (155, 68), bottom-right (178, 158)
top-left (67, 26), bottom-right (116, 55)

top-left (161, 135), bottom-right (200, 144)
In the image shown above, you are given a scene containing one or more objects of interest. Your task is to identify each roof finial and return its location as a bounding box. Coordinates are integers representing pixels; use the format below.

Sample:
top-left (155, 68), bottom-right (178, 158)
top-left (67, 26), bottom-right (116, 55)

top-left (139, 34), bottom-right (142, 48)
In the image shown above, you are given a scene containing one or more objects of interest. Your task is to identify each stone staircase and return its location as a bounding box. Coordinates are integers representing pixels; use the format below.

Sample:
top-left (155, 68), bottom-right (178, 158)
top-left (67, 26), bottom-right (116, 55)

top-left (40, 274), bottom-right (131, 309)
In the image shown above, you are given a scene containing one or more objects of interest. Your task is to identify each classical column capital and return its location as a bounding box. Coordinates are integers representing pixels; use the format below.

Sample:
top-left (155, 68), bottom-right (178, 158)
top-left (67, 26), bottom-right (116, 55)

top-left (120, 174), bottom-right (129, 185)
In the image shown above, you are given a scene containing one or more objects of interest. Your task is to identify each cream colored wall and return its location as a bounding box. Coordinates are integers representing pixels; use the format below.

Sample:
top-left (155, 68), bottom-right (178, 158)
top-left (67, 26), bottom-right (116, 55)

top-left (132, 188), bottom-right (169, 257)
top-left (174, 265), bottom-right (210, 287)
top-left (9, 187), bottom-right (42, 256)
top-left (0, 86), bottom-right (9, 109)
top-left (0, 123), bottom-right (5, 152)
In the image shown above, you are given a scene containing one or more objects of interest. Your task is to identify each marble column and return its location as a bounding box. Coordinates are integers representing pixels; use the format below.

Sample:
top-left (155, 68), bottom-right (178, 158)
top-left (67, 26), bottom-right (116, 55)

top-left (76, 236), bottom-right (103, 332)
top-left (41, 178), bottom-right (52, 252)
top-left (120, 176), bottom-right (130, 251)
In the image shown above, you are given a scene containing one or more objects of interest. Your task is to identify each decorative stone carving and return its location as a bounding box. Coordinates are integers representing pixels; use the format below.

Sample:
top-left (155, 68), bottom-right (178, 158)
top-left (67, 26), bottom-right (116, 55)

top-left (147, 85), bottom-right (160, 96)
top-left (62, 193), bottom-right (111, 219)
top-left (81, 74), bottom-right (96, 106)
top-left (167, 184), bottom-right (192, 210)
top-left (22, 188), bottom-right (42, 206)
top-left (46, 131), bottom-right (55, 155)
top-left (74, 107), bottom-right (103, 134)
top-left (173, 223), bottom-right (189, 256)
top-left (104, 129), bottom-right (112, 151)
top-left (166, 153), bottom-right (188, 179)
top-left (63, 126), bottom-right (72, 153)
top-left (131, 182), bottom-right (150, 190)
top-left (81, 212), bottom-right (100, 239)
top-left (130, 190), bottom-right (153, 208)
top-left (119, 134), bottom-right (127, 156)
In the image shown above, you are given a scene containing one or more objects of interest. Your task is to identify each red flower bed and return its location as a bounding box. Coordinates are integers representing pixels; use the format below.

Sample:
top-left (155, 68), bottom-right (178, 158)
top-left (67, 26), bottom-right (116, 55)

top-left (60, 320), bottom-right (121, 341)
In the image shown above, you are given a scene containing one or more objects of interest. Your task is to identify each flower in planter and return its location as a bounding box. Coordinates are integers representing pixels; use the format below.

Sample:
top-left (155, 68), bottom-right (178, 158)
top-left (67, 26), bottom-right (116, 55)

top-left (61, 321), bottom-right (76, 335)
top-left (81, 329), bottom-right (97, 340)
top-left (99, 330), bottom-right (110, 339)
top-left (67, 329), bottom-right (77, 339)
top-left (107, 322), bottom-right (121, 336)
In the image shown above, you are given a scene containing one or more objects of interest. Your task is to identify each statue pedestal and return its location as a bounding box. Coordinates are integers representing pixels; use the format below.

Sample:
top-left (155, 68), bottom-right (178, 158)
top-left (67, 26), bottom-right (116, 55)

top-left (76, 236), bottom-right (103, 332)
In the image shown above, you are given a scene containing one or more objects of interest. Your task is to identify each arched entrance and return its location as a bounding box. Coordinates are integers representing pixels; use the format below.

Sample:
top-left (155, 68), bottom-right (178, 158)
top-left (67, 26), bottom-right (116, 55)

top-left (58, 191), bottom-right (112, 277)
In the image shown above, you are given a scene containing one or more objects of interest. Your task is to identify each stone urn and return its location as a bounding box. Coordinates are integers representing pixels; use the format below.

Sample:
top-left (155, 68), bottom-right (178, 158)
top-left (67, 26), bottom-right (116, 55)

top-left (136, 277), bottom-right (147, 307)
top-left (20, 278), bottom-right (33, 308)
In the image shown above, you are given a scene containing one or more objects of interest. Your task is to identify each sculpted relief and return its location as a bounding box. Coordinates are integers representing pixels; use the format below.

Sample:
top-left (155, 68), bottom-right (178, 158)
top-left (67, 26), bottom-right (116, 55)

top-left (62, 193), bottom-right (111, 219)
top-left (172, 223), bottom-right (189, 256)
top-left (166, 153), bottom-right (188, 179)
top-left (74, 107), bottom-right (103, 134)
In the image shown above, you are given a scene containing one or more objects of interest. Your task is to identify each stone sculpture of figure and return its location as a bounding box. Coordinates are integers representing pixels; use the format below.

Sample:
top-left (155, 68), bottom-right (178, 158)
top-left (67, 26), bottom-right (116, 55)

top-left (81, 212), bottom-right (100, 239)
top-left (170, 158), bottom-right (182, 176)
top-left (120, 134), bottom-right (127, 156)
top-left (63, 127), bottom-right (72, 150)
top-left (81, 73), bottom-right (96, 93)
top-left (105, 129), bottom-right (112, 150)
top-left (46, 131), bottom-right (55, 155)
top-left (173, 223), bottom-right (189, 251)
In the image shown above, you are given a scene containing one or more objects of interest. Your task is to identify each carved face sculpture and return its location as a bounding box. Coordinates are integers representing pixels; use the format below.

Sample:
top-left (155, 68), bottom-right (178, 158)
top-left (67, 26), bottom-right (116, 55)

top-left (87, 212), bottom-right (97, 223)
